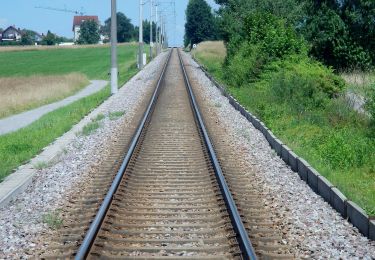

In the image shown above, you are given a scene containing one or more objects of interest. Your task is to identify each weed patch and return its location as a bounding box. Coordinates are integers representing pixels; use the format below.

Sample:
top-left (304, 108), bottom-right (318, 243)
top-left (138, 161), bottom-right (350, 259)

top-left (109, 111), bottom-right (125, 121)
top-left (42, 210), bottom-right (63, 229)
top-left (34, 161), bottom-right (51, 170)
top-left (81, 122), bottom-right (100, 136)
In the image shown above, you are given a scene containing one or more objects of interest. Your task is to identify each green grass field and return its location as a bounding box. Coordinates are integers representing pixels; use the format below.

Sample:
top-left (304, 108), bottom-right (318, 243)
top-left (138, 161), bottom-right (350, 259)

top-left (0, 44), bottom-right (140, 84)
top-left (0, 44), bottom-right (150, 181)
top-left (193, 42), bottom-right (375, 215)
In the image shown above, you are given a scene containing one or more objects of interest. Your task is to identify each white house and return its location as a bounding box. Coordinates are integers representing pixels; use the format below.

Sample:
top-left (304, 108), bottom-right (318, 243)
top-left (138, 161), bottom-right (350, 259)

top-left (72, 16), bottom-right (99, 42)
top-left (1, 26), bottom-right (22, 41)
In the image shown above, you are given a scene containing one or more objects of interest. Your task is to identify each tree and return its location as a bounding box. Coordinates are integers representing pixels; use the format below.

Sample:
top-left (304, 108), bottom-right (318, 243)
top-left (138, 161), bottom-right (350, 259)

top-left (41, 30), bottom-right (57, 45)
top-left (20, 30), bottom-right (34, 45)
top-left (77, 20), bottom-right (100, 44)
top-left (103, 12), bottom-right (135, 42)
top-left (142, 20), bottom-right (157, 44)
top-left (184, 0), bottom-right (218, 47)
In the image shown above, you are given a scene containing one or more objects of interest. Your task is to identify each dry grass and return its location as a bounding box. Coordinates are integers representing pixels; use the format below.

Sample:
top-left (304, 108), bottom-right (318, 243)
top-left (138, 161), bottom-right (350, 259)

top-left (0, 73), bottom-right (89, 118)
top-left (0, 42), bottom-right (136, 53)
top-left (341, 71), bottom-right (375, 96)
top-left (193, 41), bottom-right (227, 61)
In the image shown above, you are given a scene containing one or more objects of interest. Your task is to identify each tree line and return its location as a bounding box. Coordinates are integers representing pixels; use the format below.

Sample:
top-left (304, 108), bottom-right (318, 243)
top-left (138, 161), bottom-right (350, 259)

top-left (3, 12), bottom-right (157, 46)
top-left (77, 12), bottom-right (157, 45)
top-left (185, 0), bottom-right (375, 72)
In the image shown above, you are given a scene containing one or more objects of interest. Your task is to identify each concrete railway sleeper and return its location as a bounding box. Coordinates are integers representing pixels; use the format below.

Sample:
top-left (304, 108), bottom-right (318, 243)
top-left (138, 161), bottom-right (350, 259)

top-left (41, 49), bottom-right (292, 259)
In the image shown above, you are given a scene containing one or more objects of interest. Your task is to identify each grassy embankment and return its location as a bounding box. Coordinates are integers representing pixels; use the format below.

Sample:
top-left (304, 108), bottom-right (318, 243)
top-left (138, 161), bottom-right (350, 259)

top-left (0, 44), bottom-right (144, 181)
top-left (193, 41), bottom-right (375, 215)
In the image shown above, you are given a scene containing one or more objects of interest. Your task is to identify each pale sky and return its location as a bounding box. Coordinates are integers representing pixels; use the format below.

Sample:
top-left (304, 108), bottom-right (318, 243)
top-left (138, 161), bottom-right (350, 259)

top-left (0, 0), bottom-right (219, 46)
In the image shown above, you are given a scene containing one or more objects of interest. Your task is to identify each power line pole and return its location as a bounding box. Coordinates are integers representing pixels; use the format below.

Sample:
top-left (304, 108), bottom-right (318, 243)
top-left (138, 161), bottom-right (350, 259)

top-left (138, 0), bottom-right (144, 69)
top-left (150, 0), bottom-right (153, 59)
top-left (156, 4), bottom-right (159, 55)
top-left (110, 0), bottom-right (118, 95)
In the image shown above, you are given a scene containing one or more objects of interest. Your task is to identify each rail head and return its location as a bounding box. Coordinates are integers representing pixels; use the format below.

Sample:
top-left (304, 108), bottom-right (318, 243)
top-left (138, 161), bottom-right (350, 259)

top-left (75, 50), bottom-right (173, 260)
top-left (177, 49), bottom-right (257, 260)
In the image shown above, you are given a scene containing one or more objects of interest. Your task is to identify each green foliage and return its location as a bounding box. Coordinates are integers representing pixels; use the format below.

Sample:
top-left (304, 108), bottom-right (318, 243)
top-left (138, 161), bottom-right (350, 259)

top-left (195, 42), bottom-right (375, 214)
top-left (244, 12), bottom-right (307, 59)
top-left (42, 210), bottom-right (63, 229)
top-left (103, 12), bottom-right (135, 43)
top-left (81, 121), bottom-right (100, 136)
top-left (34, 161), bottom-right (51, 170)
top-left (142, 20), bottom-right (157, 44)
top-left (302, 4), bottom-right (372, 70)
top-left (20, 31), bottom-right (34, 45)
top-left (268, 56), bottom-right (345, 100)
top-left (41, 30), bottom-right (57, 45)
top-left (319, 128), bottom-right (371, 169)
top-left (109, 111), bottom-right (125, 121)
top-left (184, 0), bottom-right (219, 46)
top-left (93, 113), bottom-right (105, 122)
top-left (0, 44), bottom-right (138, 81)
top-left (77, 20), bottom-right (100, 45)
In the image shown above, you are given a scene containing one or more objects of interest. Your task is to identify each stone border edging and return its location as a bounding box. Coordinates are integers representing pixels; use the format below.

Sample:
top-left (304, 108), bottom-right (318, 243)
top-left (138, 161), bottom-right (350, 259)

top-left (192, 57), bottom-right (374, 241)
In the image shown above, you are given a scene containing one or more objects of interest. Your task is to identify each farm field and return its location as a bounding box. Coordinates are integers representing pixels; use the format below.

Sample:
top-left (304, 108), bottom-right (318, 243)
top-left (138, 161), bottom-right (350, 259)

top-left (0, 44), bottom-right (139, 118)
top-left (0, 44), bottom-right (143, 181)
top-left (193, 41), bottom-right (375, 215)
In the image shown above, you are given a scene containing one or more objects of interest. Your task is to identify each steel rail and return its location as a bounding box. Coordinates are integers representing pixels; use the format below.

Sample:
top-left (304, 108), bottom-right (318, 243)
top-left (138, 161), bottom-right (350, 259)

top-left (177, 49), bottom-right (257, 260)
top-left (75, 49), bottom-right (173, 260)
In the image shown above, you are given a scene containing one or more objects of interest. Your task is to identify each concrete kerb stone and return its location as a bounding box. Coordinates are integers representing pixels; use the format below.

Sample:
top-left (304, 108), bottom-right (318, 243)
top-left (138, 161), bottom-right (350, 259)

top-left (307, 167), bottom-right (320, 193)
top-left (331, 187), bottom-right (347, 218)
top-left (369, 219), bottom-right (375, 240)
top-left (273, 138), bottom-right (283, 156)
top-left (297, 157), bottom-right (309, 182)
top-left (288, 150), bottom-right (299, 172)
top-left (346, 201), bottom-right (369, 237)
top-left (317, 175), bottom-right (334, 204)
top-left (0, 168), bottom-right (34, 207)
top-left (281, 144), bottom-right (290, 164)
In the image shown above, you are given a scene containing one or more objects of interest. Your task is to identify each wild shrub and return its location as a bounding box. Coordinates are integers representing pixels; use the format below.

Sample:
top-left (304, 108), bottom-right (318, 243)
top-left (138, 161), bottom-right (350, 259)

top-left (243, 12), bottom-right (307, 60)
top-left (224, 12), bottom-right (307, 87)
top-left (267, 56), bottom-right (346, 111)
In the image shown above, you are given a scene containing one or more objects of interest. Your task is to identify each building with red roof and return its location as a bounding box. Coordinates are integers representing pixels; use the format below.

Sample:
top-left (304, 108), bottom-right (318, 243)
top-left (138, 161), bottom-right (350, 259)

top-left (73, 16), bottom-right (99, 42)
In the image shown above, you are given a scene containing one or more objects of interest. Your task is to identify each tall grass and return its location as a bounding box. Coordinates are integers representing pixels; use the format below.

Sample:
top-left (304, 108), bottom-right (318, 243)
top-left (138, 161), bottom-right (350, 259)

top-left (0, 73), bottom-right (88, 118)
top-left (192, 41), bottom-right (226, 80)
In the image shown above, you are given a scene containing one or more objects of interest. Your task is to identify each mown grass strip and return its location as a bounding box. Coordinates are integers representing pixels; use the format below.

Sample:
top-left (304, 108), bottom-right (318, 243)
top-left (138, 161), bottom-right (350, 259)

top-left (0, 86), bottom-right (109, 182)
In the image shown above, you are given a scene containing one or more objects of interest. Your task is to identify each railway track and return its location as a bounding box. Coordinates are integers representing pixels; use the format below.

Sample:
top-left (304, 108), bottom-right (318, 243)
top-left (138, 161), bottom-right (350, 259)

top-left (42, 48), bottom-right (292, 259)
top-left (73, 48), bottom-right (255, 259)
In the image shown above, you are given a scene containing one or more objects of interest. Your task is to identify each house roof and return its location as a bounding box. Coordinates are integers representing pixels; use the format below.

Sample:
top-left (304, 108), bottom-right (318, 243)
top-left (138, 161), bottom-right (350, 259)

top-left (73, 16), bottom-right (99, 31)
top-left (3, 26), bottom-right (21, 35)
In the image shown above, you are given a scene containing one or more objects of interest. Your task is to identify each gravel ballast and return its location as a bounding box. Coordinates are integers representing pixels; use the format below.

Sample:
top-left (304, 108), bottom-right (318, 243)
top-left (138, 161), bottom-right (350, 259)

top-left (0, 52), bottom-right (168, 259)
top-left (182, 52), bottom-right (375, 259)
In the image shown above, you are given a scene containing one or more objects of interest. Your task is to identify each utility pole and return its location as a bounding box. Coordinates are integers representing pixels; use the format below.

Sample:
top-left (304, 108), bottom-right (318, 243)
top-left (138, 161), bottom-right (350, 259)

top-left (138, 0), bottom-right (144, 69)
top-left (150, 0), bottom-right (153, 59)
top-left (110, 0), bottom-right (118, 94)
top-left (155, 5), bottom-right (159, 55)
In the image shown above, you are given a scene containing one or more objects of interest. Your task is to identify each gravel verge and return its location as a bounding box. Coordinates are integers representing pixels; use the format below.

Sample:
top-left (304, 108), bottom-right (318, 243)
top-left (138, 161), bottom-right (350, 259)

top-left (0, 52), bottom-right (168, 259)
top-left (182, 51), bottom-right (375, 259)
